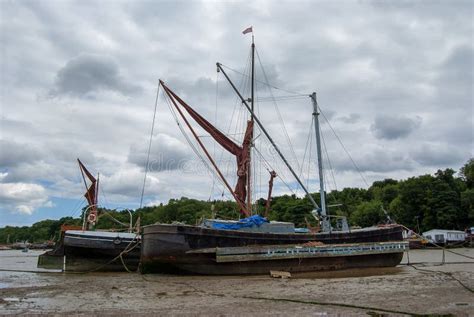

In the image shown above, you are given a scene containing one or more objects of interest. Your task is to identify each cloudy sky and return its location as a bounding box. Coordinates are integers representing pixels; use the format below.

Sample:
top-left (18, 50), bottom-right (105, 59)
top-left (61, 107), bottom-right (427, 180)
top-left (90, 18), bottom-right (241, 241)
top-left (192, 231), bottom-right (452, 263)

top-left (1, 0), bottom-right (472, 227)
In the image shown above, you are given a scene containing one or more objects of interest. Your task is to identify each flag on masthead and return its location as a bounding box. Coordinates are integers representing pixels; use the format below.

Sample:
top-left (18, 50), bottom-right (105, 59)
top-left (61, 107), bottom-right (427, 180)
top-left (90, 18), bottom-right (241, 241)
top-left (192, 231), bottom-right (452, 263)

top-left (242, 26), bottom-right (253, 34)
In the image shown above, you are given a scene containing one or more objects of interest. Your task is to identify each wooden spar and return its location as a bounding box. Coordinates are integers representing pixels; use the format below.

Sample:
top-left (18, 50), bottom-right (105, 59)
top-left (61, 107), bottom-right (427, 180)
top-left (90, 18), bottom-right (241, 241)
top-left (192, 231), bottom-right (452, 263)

top-left (160, 80), bottom-right (250, 216)
top-left (248, 38), bottom-right (255, 214)
top-left (216, 63), bottom-right (321, 212)
top-left (264, 171), bottom-right (277, 217)
top-left (96, 172), bottom-right (99, 209)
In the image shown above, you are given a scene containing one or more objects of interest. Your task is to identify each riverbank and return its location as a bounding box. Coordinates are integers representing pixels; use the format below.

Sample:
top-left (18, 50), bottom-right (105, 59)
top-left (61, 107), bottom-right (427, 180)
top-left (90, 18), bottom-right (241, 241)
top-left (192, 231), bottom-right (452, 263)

top-left (1, 248), bottom-right (473, 316)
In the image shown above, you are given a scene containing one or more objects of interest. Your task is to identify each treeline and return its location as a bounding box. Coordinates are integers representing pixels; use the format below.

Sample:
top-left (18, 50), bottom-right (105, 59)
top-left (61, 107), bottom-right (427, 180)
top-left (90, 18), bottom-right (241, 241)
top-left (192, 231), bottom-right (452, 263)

top-left (1, 158), bottom-right (473, 243)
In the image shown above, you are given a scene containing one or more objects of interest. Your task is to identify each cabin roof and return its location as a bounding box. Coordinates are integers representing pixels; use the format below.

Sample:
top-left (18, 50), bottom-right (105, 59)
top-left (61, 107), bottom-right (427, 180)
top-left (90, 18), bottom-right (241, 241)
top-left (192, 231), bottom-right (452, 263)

top-left (422, 229), bottom-right (466, 235)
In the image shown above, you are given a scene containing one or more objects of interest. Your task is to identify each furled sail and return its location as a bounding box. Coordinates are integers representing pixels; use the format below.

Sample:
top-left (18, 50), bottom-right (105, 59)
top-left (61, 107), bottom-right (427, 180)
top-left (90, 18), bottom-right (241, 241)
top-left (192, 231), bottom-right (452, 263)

top-left (77, 159), bottom-right (99, 226)
top-left (78, 159), bottom-right (97, 207)
top-left (162, 83), bottom-right (253, 214)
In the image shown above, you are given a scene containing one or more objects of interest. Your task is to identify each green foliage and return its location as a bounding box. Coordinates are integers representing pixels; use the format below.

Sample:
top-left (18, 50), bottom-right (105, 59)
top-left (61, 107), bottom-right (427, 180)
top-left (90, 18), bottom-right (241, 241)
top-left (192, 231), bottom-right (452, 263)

top-left (269, 195), bottom-right (312, 226)
top-left (0, 216), bottom-right (81, 244)
top-left (325, 187), bottom-right (369, 218)
top-left (460, 158), bottom-right (474, 189)
top-left (350, 200), bottom-right (384, 227)
top-left (393, 174), bottom-right (433, 231)
top-left (1, 158), bottom-right (473, 242)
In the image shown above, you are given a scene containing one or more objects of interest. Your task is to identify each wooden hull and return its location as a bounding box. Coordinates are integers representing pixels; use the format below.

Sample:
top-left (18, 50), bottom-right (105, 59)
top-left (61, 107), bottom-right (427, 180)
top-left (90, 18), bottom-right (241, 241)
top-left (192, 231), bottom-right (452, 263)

top-left (38, 230), bottom-right (140, 272)
top-left (140, 224), bottom-right (405, 274)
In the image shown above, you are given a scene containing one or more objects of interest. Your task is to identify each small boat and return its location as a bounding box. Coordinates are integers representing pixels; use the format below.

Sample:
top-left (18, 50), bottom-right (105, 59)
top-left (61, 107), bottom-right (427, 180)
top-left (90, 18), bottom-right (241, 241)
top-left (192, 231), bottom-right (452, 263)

top-left (140, 28), bottom-right (406, 275)
top-left (38, 160), bottom-right (140, 272)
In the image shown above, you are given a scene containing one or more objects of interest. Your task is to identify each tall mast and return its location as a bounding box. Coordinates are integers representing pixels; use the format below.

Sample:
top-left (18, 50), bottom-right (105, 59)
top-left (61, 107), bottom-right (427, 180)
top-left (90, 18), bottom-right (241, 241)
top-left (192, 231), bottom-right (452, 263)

top-left (217, 63), bottom-right (321, 213)
top-left (247, 36), bottom-right (255, 214)
top-left (310, 92), bottom-right (330, 232)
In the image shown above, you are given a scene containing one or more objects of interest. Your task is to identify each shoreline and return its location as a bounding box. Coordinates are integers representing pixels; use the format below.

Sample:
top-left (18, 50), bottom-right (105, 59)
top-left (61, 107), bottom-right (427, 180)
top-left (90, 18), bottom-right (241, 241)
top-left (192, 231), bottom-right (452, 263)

top-left (1, 248), bottom-right (473, 316)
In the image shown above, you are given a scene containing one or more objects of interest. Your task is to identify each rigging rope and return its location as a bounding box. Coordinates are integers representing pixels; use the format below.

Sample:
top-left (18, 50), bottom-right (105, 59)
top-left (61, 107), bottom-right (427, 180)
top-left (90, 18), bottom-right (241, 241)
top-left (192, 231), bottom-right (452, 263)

top-left (320, 128), bottom-right (338, 192)
top-left (220, 63), bottom-right (307, 97)
top-left (99, 183), bottom-right (110, 209)
top-left (253, 146), bottom-right (297, 196)
top-left (209, 70), bottom-right (220, 200)
top-left (139, 82), bottom-right (160, 208)
top-left (163, 88), bottom-right (234, 203)
top-left (70, 197), bottom-right (86, 218)
top-left (296, 116), bottom-right (313, 194)
top-left (99, 210), bottom-right (130, 228)
top-left (319, 107), bottom-right (370, 187)
top-left (306, 120), bottom-right (313, 192)
top-left (256, 49), bottom-right (302, 176)
top-left (256, 95), bottom-right (308, 102)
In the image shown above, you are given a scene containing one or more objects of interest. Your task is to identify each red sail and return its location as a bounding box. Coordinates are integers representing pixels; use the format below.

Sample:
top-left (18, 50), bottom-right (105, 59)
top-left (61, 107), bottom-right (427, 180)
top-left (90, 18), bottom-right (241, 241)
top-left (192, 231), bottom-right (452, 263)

top-left (234, 120), bottom-right (253, 208)
top-left (78, 159), bottom-right (97, 208)
top-left (78, 159), bottom-right (96, 183)
top-left (165, 87), bottom-right (241, 155)
top-left (84, 183), bottom-right (97, 207)
top-left (163, 84), bottom-right (253, 211)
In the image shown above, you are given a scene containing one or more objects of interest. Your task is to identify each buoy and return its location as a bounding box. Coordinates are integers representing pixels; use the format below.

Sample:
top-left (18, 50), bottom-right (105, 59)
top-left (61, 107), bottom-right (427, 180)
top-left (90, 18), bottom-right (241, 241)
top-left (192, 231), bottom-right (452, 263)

top-left (88, 213), bottom-right (97, 223)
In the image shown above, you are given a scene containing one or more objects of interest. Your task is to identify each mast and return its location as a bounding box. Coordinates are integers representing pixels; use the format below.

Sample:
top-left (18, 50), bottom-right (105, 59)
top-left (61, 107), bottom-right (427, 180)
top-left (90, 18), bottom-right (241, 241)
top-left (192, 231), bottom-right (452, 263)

top-left (247, 36), bottom-right (255, 214)
top-left (216, 63), bottom-right (321, 213)
top-left (310, 92), bottom-right (330, 232)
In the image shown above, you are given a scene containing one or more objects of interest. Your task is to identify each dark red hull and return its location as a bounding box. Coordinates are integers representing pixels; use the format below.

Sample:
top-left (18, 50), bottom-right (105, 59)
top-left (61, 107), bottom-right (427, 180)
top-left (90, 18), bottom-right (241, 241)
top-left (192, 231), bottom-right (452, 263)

top-left (140, 224), bottom-right (405, 274)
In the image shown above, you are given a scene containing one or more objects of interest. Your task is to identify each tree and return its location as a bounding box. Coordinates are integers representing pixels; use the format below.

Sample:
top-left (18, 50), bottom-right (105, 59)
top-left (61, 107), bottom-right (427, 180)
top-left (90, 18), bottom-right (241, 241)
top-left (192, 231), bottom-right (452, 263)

top-left (393, 174), bottom-right (433, 231)
top-left (461, 188), bottom-right (474, 226)
top-left (368, 179), bottom-right (399, 207)
top-left (428, 179), bottom-right (463, 229)
top-left (460, 158), bottom-right (474, 189)
top-left (350, 200), bottom-right (385, 227)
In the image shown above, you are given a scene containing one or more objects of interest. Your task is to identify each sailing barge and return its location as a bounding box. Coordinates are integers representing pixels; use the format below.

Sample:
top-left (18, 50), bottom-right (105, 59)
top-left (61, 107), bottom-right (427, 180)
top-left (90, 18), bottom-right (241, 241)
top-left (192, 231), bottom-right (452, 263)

top-left (38, 160), bottom-right (140, 272)
top-left (140, 29), bottom-right (406, 275)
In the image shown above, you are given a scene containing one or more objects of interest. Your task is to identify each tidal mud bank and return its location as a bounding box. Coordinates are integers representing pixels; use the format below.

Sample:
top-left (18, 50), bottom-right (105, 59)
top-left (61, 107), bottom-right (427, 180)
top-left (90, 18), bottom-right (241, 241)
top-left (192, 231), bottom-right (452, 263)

top-left (0, 249), bottom-right (473, 316)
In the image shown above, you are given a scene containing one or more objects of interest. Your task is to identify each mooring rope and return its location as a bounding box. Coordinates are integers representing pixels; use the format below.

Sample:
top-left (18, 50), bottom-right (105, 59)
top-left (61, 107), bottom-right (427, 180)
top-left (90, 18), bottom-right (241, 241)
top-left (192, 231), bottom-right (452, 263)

top-left (0, 233), bottom-right (143, 275)
top-left (400, 224), bottom-right (474, 260)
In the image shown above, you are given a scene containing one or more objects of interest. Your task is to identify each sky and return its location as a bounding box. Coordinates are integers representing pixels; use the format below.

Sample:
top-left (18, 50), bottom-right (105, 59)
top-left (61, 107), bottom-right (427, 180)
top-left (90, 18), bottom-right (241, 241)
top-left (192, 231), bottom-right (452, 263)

top-left (0, 0), bottom-right (472, 227)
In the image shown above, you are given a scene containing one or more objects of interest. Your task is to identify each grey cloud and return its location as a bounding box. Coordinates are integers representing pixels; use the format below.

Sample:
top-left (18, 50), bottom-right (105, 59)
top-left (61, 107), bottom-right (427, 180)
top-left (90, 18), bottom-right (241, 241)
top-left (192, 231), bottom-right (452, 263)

top-left (0, 140), bottom-right (42, 168)
top-left (440, 45), bottom-right (473, 84)
top-left (338, 113), bottom-right (361, 124)
top-left (371, 115), bottom-right (422, 140)
top-left (1, 0), bottom-right (473, 225)
top-left (50, 54), bottom-right (141, 98)
top-left (100, 168), bottom-right (159, 199)
top-left (410, 143), bottom-right (468, 167)
top-left (0, 138), bottom-right (97, 184)
top-left (332, 149), bottom-right (415, 173)
top-left (435, 45), bottom-right (473, 109)
top-left (128, 134), bottom-right (191, 172)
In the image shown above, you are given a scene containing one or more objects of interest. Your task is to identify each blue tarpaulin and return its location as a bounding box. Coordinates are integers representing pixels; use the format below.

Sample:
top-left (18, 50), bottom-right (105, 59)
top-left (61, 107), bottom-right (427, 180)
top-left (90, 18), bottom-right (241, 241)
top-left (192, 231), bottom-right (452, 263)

top-left (210, 215), bottom-right (269, 230)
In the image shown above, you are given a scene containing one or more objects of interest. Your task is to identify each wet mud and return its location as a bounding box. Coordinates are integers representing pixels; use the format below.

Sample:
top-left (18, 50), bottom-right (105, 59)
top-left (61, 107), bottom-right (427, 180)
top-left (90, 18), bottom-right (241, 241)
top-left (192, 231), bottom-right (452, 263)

top-left (0, 249), bottom-right (473, 316)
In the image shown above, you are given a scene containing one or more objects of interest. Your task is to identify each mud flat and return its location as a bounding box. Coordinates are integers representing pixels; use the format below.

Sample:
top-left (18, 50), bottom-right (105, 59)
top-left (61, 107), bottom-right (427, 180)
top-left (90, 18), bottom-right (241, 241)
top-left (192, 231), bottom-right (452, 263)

top-left (0, 249), bottom-right (473, 316)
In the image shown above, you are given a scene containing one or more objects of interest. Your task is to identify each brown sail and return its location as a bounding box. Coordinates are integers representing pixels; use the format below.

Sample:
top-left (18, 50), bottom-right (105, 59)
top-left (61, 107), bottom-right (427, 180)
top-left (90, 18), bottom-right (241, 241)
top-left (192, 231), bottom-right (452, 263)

top-left (77, 159), bottom-right (98, 226)
top-left (161, 82), bottom-right (253, 215)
